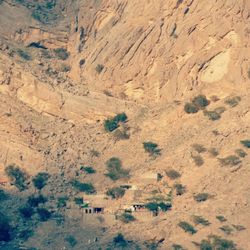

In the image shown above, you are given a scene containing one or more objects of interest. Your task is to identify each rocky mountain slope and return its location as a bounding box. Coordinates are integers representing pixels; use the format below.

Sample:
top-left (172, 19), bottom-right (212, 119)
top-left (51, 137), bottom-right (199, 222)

top-left (0, 0), bottom-right (249, 249)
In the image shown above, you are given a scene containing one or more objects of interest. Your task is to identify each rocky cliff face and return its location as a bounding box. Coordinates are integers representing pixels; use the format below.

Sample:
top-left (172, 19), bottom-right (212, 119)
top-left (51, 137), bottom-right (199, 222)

top-left (0, 0), bottom-right (249, 249)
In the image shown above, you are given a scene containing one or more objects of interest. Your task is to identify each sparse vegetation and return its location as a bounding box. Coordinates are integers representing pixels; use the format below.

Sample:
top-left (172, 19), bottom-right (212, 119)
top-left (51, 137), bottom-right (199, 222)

top-left (113, 233), bottom-right (128, 247)
top-left (0, 212), bottom-right (12, 242)
top-left (118, 212), bottom-right (135, 223)
top-left (105, 157), bottom-right (130, 181)
top-left (57, 196), bottom-right (69, 208)
top-left (143, 142), bottom-right (161, 156)
top-left (65, 235), bottom-right (78, 247)
top-left (191, 155), bottom-right (204, 166)
top-left (220, 225), bottom-right (234, 235)
top-left (208, 147), bottom-right (219, 157)
top-left (145, 201), bottom-right (171, 213)
top-left (0, 189), bottom-right (8, 201)
top-left (184, 103), bottom-right (199, 114)
top-left (104, 112), bottom-right (128, 132)
top-left (178, 221), bottom-right (197, 234)
top-left (174, 183), bottom-right (186, 196)
top-left (218, 155), bottom-right (241, 167)
top-left (17, 49), bottom-right (32, 61)
top-left (37, 208), bottom-right (51, 221)
top-left (71, 180), bottom-right (96, 194)
top-left (203, 110), bottom-right (221, 121)
top-left (32, 172), bottom-right (49, 190)
top-left (193, 193), bottom-right (210, 202)
top-left (113, 126), bottom-right (130, 140)
top-left (172, 244), bottom-right (185, 250)
top-left (96, 64), bottom-right (104, 73)
top-left (235, 149), bottom-right (247, 158)
top-left (241, 140), bottom-right (250, 148)
top-left (232, 224), bottom-right (246, 231)
top-left (74, 197), bottom-right (84, 205)
top-left (54, 48), bottom-right (70, 60)
top-left (224, 96), bottom-right (241, 107)
top-left (5, 164), bottom-right (28, 191)
top-left (216, 215), bottom-right (227, 222)
top-left (192, 215), bottom-right (210, 226)
top-left (192, 144), bottom-right (206, 153)
top-left (80, 166), bottom-right (96, 174)
top-left (19, 205), bottom-right (34, 219)
top-left (184, 95), bottom-right (210, 114)
top-left (199, 235), bottom-right (236, 250)
top-left (165, 169), bottom-right (181, 179)
top-left (28, 194), bottom-right (47, 207)
top-left (106, 187), bottom-right (126, 199)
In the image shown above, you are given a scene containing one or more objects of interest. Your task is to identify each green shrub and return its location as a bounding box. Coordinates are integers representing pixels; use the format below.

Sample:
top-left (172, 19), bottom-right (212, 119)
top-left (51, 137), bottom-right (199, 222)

top-left (5, 164), bottom-right (28, 191)
top-left (71, 180), bottom-right (96, 194)
top-left (192, 95), bottom-right (209, 109)
top-left (96, 64), bottom-right (104, 73)
top-left (199, 235), bottom-right (236, 250)
top-left (192, 144), bottom-right (206, 153)
top-left (143, 142), bottom-right (161, 156)
top-left (31, 4), bottom-right (58, 24)
top-left (145, 201), bottom-right (171, 212)
top-left (184, 103), bottom-right (199, 114)
top-left (241, 140), bottom-right (250, 148)
top-left (65, 235), bottom-right (78, 247)
top-left (106, 187), bottom-right (126, 199)
top-left (203, 110), bottom-right (221, 121)
top-left (165, 169), bottom-right (181, 179)
top-left (235, 149), bottom-right (247, 158)
top-left (191, 155), bottom-right (204, 166)
top-left (17, 49), bottom-right (32, 61)
top-left (32, 172), bottom-right (49, 190)
top-left (105, 157), bottom-right (130, 181)
top-left (37, 208), bottom-right (51, 221)
top-left (54, 48), bottom-right (70, 60)
top-left (74, 197), bottom-right (84, 205)
top-left (104, 113), bottom-right (128, 132)
top-left (216, 215), bottom-right (227, 222)
top-left (118, 212), bottom-right (135, 223)
top-left (208, 148), bottom-right (219, 157)
top-left (224, 96), bottom-right (241, 107)
top-left (192, 215), bottom-right (210, 226)
top-left (178, 221), bottom-right (197, 234)
top-left (19, 205), bottom-right (34, 219)
top-left (113, 233), bottom-right (128, 247)
top-left (218, 155), bottom-right (241, 167)
top-left (220, 225), bottom-right (233, 235)
top-left (80, 166), bottom-right (96, 174)
top-left (57, 196), bottom-right (68, 208)
top-left (171, 244), bottom-right (185, 250)
top-left (0, 212), bottom-right (12, 242)
top-left (145, 202), bottom-right (159, 212)
top-left (174, 184), bottom-right (186, 196)
top-left (27, 194), bottom-right (47, 207)
top-left (193, 193), bottom-right (209, 202)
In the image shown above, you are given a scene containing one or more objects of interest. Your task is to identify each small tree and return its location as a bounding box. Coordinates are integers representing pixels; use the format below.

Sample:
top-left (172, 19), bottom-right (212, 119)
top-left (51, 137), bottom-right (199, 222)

top-left (178, 221), bottom-right (197, 234)
top-left (32, 172), bottom-right (50, 190)
top-left (37, 208), bottom-right (51, 221)
top-left (19, 205), bottom-right (34, 219)
top-left (80, 166), bottom-right (96, 174)
top-left (143, 142), bottom-right (161, 156)
top-left (71, 180), bottom-right (96, 194)
top-left (27, 194), bottom-right (47, 207)
top-left (193, 193), bottom-right (210, 202)
top-left (5, 164), bottom-right (28, 191)
top-left (113, 233), bottom-right (128, 247)
top-left (106, 187), bottom-right (126, 199)
top-left (118, 213), bottom-right (135, 223)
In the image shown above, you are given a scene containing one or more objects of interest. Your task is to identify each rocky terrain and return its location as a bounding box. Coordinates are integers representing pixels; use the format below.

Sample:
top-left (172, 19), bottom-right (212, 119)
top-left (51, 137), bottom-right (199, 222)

top-left (0, 0), bottom-right (250, 249)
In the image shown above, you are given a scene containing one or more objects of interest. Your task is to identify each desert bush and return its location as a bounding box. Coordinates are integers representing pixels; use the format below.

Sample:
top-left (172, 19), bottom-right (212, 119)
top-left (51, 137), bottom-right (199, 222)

top-left (37, 208), bottom-right (51, 221)
top-left (165, 169), bottom-right (181, 179)
top-left (218, 155), bottom-right (241, 167)
top-left (241, 140), bottom-right (250, 148)
top-left (232, 224), bottom-right (246, 231)
top-left (31, 4), bottom-right (58, 24)
top-left (19, 205), bottom-right (34, 219)
top-left (145, 201), bottom-right (171, 213)
top-left (178, 221), bottom-right (197, 234)
top-left (192, 144), bottom-right (206, 153)
top-left (27, 194), bottom-right (47, 207)
top-left (118, 212), bottom-right (135, 223)
top-left (5, 164), bottom-right (28, 191)
top-left (113, 233), bottom-right (128, 247)
top-left (32, 172), bottom-right (49, 190)
top-left (184, 103), bottom-right (199, 114)
top-left (203, 110), bottom-right (221, 121)
top-left (192, 95), bottom-right (210, 109)
top-left (143, 142), bottom-right (161, 156)
top-left (57, 196), bottom-right (69, 208)
top-left (96, 64), bottom-right (104, 73)
top-left (192, 215), bottom-right (210, 226)
top-left (193, 193), bottom-right (209, 202)
top-left (106, 187), bottom-right (126, 199)
top-left (74, 197), bottom-right (84, 205)
top-left (104, 113), bottom-right (128, 132)
top-left (54, 48), bottom-right (70, 60)
top-left (113, 127), bottom-right (130, 140)
top-left (235, 149), bottom-right (247, 158)
top-left (208, 147), bottom-right (219, 157)
top-left (65, 235), bottom-right (78, 247)
top-left (17, 49), bottom-right (32, 61)
top-left (80, 166), bottom-right (96, 174)
top-left (214, 106), bottom-right (226, 114)
top-left (105, 157), bottom-right (130, 181)
top-left (71, 180), bottom-right (96, 194)
top-left (171, 244), bottom-right (185, 250)
top-left (224, 96), bottom-right (241, 107)
top-left (174, 183), bottom-right (186, 196)
top-left (220, 225), bottom-right (234, 235)
top-left (199, 235), bottom-right (236, 250)
top-left (0, 212), bottom-right (12, 242)
top-left (191, 155), bottom-right (204, 166)
top-left (216, 215), bottom-right (227, 222)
